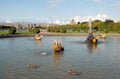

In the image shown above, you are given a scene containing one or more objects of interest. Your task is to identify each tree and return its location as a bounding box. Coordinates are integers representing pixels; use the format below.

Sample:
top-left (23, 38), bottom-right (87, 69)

top-left (81, 22), bottom-right (89, 32)
top-left (77, 22), bottom-right (80, 24)
top-left (113, 22), bottom-right (120, 33)
top-left (93, 20), bottom-right (102, 31)
top-left (29, 27), bottom-right (40, 33)
top-left (105, 19), bottom-right (114, 31)
top-left (8, 27), bottom-right (16, 34)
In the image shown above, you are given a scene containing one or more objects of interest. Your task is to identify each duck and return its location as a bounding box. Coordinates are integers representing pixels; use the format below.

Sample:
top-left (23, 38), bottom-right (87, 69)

top-left (35, 34), bottom-right (42, 40)
top-left (102, 33), bottom-right (106, 38)
top-left (27, 64), bottom-right (36, 69)
top-left (52, 40), bottom-right (64, 52)
top-left (68, 70), bottom-right (80, 76)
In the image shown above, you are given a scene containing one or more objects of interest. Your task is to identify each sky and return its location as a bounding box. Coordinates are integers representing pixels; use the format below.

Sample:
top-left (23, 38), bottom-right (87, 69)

top-left (0, 0), bottom-right (120, 24)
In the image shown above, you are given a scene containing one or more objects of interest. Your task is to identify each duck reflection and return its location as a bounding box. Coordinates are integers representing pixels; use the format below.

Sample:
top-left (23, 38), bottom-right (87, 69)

top-left (102, 37), bottom-right (106, 42)
top-left (87, 43), bottom-right (97, 53)
top-left (53, 51), bottom-right (64, 64)
top-left (34, 39), bottom-right (42, 48)
top-left (35, 39), bottom-right (41, 45)
top-left (33, 39), bottom-right (43, 56)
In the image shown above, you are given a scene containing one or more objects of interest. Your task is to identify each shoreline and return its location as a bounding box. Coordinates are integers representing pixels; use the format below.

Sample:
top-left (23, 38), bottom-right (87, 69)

top-left (0, 34), bottom-right (34, 38)
top-left (0, 32), bottom-right (120, 38)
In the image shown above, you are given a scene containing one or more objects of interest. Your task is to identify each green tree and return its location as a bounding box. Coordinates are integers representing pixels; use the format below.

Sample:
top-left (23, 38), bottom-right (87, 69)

top-left (113, 22), bottom-right (120, 33)
top-left (81, 22), bottom-right (88, 31)
top-left (93, 20), bottom-right (102, 31)
top-left (29, 27), bottom-right (40, 33)
top-left (8, 27), bottom-right (16, 34)
top-left (105, 19), bottom-right (114, 31)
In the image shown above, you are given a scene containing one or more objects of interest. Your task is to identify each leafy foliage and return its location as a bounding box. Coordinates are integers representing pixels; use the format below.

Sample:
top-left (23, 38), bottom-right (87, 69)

top-left (29, 27), bottom-right (40, 33)
top-left (1, 19), bottom-right (120, 34)
top-left (8, 27), bottom-right (16, 34)
top-left (60, 28), bottom-right (66, 33)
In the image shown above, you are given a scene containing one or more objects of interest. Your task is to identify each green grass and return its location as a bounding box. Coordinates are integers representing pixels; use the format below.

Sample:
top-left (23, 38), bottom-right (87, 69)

top-left (0, 30), bottom-right (120, 35)
top-left (107, 31), bottom-right (119, 34)
top-left (16, 31), bottom-right (34, 34)
top-left (0, 31), bottom-right (34, 35)
top-left (49, 30), bottom-right (120, 35)
top-left (0, 31), bottom-right (9, 34)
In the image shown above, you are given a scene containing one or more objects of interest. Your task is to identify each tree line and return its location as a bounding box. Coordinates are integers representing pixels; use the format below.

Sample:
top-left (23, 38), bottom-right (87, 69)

top-left (46, 19), bottom-right (120, 33)
top-left (0, 19), bottom-right (120, 34)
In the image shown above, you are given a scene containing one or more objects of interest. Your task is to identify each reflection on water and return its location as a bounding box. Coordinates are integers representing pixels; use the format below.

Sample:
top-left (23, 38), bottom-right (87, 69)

top-left (53, 51), bottom-right (64, 64)
top-left (0, 36), bottom-right (120, 79)
top-left (34, 39), bottom-right (41, 45)
top-left (102, 37), bottom-right (106, 42)
top-left (86, 43), bottom-right (97, 53)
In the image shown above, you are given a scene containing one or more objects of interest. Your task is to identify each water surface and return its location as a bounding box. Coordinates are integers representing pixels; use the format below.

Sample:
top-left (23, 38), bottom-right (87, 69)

top-left (0, 36), bottom-right (120, 79)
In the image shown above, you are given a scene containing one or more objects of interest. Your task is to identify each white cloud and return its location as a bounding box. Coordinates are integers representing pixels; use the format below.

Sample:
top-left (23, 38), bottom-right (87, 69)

top-left (49, 14), bottom-right (109, 25)
top-left (113, 18), bottom-right (120, 23)
top-left (6, 19), bottom-right (12, 23)
top-left (61, 21), bottom-right (70, 24)
top-left (54, 20), bottom-right (60, 24)
top-left (53, 20), bottom-right (70, 25)
top-left (72, 14), bottom-right (108, 23)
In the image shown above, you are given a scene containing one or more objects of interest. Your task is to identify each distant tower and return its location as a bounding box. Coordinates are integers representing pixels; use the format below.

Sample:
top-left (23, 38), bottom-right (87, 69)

top-left (70, 18), bottom-right (76, 25)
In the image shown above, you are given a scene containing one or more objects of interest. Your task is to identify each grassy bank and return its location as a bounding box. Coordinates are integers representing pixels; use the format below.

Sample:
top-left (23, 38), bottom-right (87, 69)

top-left (0, 31), bottom-right (120, 37)
top-left (0, 31), bottom-right (9, 34)
top-left (0, 31), bottom-right (34, 35)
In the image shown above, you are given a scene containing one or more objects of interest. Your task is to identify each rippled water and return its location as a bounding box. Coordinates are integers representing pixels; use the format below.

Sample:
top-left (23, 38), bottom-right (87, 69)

top-left (0, 36), bottom-right (120, 79)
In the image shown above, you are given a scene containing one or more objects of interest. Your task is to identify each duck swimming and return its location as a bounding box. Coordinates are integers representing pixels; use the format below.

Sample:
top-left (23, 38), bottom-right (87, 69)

top-left (68, 70), bottom-right (80, 76)
top-left (52, 40), bottom-right (64, 52)
top-left (27, 64), bottom-right (36, 69)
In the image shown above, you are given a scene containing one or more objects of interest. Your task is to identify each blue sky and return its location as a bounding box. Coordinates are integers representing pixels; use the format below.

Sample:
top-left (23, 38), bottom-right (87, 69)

top-left (0, 0), bottom-right (120, 23)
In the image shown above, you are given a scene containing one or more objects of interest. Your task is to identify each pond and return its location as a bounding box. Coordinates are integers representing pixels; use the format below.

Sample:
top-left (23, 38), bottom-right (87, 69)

top-left (0, 36), bottom-right (120, 79)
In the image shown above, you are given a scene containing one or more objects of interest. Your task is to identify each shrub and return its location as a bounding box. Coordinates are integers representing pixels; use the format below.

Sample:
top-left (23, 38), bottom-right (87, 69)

top-left (8, 27), bottom-right (16, 34)
top-left (77, 29), bottom-right (80, 32)
top-left (47, 28), bottom-right (51, 32)
top-left (52, 29), bottom-right (55, 32)
top-left (34, 28), bottom-right (40, 33)
top-left (60, 29), bottom-right (66, 33)
top-left (29, 28), bottom-right (40, 33)
top-left (29, 28), bottom-right (33, 32)
top-left (55, 29), bottom-right (60, 33)
top-left (93, 29), bottom-right (97, 33)
top-left (103, 29), bottom-right (109, 33)
top-left (117, 30), bottom-right (120, 33)
top-left (84, 29), bottom-right (88, 33)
